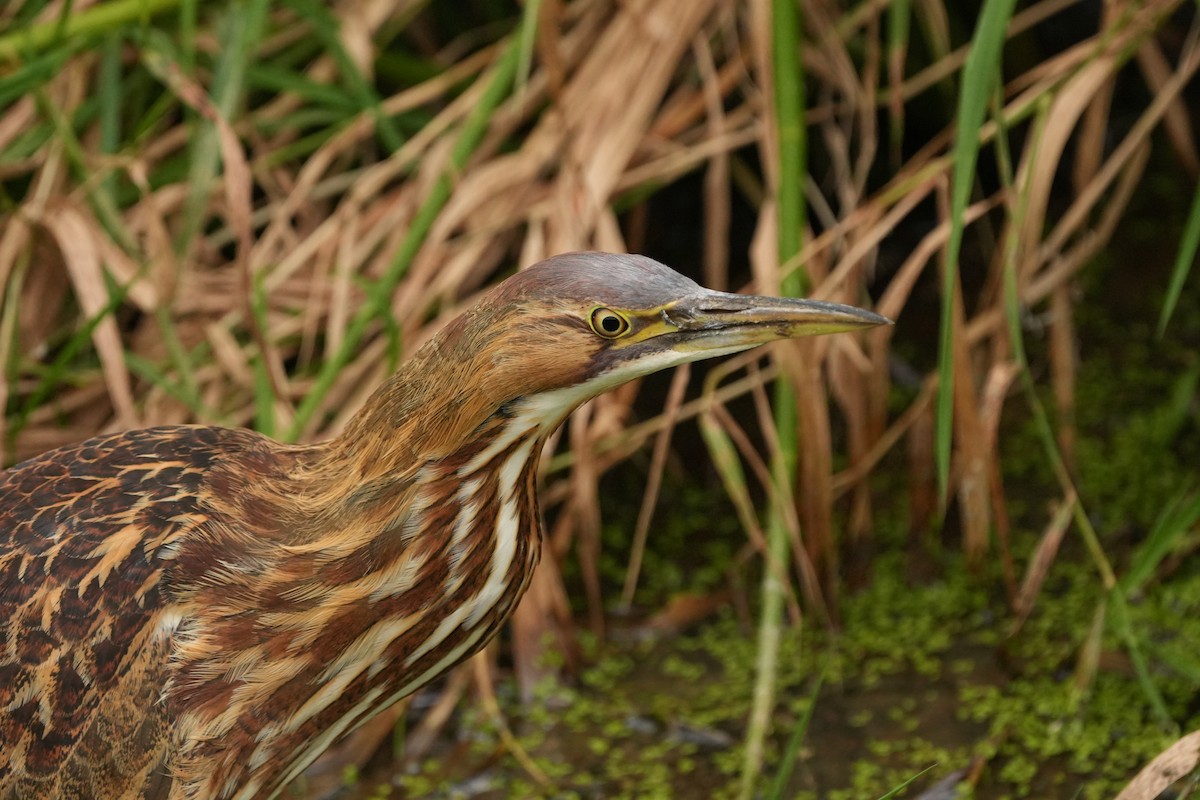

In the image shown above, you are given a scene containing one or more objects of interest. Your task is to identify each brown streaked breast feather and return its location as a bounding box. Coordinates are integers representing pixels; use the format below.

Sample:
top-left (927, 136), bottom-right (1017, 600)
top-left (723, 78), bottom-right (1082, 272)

top-left (1, 409), bottom-right (546, 799)
top-left (0, 426), bottom-right (272, 800)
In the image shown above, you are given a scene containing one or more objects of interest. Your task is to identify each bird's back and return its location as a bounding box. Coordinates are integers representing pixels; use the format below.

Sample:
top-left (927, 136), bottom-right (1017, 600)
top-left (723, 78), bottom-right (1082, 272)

top-left (0, 426), bottom-right (263, 799)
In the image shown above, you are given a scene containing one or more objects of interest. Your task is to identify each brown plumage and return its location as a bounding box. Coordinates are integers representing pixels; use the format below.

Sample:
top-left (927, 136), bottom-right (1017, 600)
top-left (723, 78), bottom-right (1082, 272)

top-left (0, 252), bottom-right (888, 799)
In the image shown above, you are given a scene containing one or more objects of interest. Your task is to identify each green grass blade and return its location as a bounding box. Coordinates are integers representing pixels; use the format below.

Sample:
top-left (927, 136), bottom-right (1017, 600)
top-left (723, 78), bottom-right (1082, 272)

top-left (1107, 589), bottom-right (1174, 729)
top-left (0, 46), bottom-right (73, 113)
top-left (178, 0), bottom-right (197, 73)
top-left (1120, 489), bottom-right (1200, 596)
top-left (124, 351), bottom-right (214, 418)
top-left (32, 81), bottom-right (136, 252)
top-left (1156, 179), bottom-right (1200, 336)
top-left (1156, 645), bottom-right (1200, 684)
top-left (875, 764), bottom-right (938, 800)
top-left (12, 274), bottom-right (133, 438)
top-left (515, 0), bottom-right (540, 95)
top-left (0, 0), bottom-right (180, 63)
top-left (1162, 365), bottom-right (1200, 441)
top-left (741, 0), bottom-right (806, 796)
top-left (247, 64), bottom-right (363, 111)
top-left (281, 0), bottom-right (404, 153)
top-left (766, 659), bottom-right (827, 800)
top-left (935, 0), bottom-right (1017, 507)
top-left (1, 254), bottom-right (31, 454)
top-left (149, 303), bottom-right (203, 412)
top-left (886, 0), bottom-right (911, 161)
top-left (97, 32), bottom-right (123, 192)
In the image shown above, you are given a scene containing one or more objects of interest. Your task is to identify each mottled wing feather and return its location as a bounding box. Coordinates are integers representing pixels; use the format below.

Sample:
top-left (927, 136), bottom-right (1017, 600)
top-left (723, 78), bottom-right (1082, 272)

top-left (0, 427), bottom-right (243, 799)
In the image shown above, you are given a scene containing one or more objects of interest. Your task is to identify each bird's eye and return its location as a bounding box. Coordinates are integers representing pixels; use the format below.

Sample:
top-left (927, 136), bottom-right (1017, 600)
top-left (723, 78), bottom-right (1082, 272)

top-left (590, 307), bottom-right (630, 338)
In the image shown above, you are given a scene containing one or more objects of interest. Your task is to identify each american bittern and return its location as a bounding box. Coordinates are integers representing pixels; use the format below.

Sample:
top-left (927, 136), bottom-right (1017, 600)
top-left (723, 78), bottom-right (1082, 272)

top-left (0, 252), bottom-right (887, 799)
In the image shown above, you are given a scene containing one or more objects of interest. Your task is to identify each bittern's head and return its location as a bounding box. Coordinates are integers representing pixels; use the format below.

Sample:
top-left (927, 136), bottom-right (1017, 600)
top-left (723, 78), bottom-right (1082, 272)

top-left (412, 252), bottom-right (890, 439)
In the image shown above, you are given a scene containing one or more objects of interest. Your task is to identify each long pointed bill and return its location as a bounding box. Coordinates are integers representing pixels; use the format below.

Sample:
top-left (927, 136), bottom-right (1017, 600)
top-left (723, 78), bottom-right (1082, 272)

top-left (660, 289), bottom-right (891, 355)
top-left (526, 287), bottom-right (891, 425)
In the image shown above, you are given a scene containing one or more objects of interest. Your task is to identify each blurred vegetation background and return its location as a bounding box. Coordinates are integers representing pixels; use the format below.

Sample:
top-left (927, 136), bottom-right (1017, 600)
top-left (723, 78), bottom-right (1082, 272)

top-left (2, 0), bottom-right (1200, 797)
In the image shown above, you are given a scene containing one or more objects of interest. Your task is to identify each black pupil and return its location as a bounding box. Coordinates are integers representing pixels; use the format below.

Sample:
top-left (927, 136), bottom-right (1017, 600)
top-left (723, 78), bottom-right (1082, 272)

top-left (601, 314), bottom-right (621, 333)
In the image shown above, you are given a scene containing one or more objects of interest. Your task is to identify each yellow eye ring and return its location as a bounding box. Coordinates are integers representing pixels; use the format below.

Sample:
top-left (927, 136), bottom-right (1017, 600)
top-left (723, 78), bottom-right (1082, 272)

top-left (589, 307), bottom-right (630, 338)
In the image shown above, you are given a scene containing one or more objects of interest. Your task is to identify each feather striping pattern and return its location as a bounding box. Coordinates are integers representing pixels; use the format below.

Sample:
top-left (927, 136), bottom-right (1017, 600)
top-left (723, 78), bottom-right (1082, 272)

top-left (0, 252), bottom-right (888, 798)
